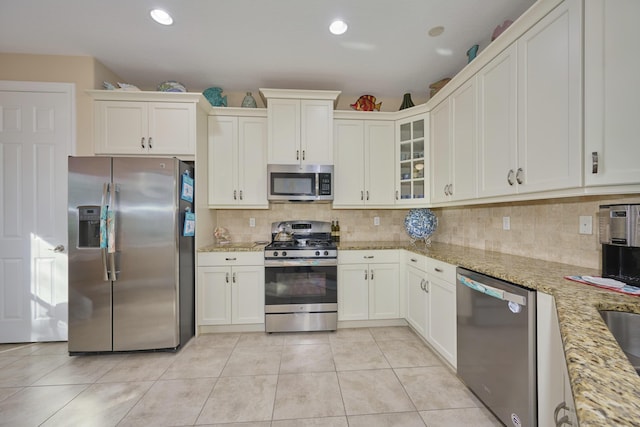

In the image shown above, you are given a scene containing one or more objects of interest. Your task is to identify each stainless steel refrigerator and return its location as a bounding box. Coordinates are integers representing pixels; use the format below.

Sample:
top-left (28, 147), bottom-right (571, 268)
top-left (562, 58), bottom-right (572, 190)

top-left (68, 156), bottom-right (194, 353)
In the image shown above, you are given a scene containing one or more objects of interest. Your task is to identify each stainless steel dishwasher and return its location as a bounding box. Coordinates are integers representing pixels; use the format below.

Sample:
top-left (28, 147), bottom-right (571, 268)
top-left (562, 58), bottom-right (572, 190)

top-left (456, 267), bottom-right (537, 427)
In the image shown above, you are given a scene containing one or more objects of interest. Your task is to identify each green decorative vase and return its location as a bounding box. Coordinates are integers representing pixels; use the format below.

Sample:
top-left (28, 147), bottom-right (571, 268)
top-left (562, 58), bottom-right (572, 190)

top-left (399, 93), bottom-right (415, 110)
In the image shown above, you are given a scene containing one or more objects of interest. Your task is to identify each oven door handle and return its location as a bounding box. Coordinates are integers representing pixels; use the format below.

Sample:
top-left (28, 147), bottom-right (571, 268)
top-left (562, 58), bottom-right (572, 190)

top-left (457, 274), bottom-right (526, 306)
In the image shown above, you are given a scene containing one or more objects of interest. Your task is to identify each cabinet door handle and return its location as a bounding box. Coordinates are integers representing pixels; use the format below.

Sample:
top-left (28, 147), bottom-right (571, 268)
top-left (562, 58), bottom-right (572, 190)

top-left (148, 137), bottom-right (153, 149)
top-left (232, 272), bottom-right (236, 283)
top-left (516, 168), bottom-right (524, 185)
top-left (239, 190), bottom-right (243, 200)
top-left (410, 258), bottom-right (418, 263)
top-left (225, 257), bottom-right (237, 261)
top-left (233, 190), bottom-right (237, 200)
top-left (395, 190), bottom-right (399, 200)
top-left (296, 150), bottom-right (300, 160)
top-left (302, 150), bottom-right (306, 160)
top-left (225, 273), bottom-right (229, 283)
top-left (443, 184), bottom-right (449, 196)
top-left (420, 279), bottom-right (425, 291)
top-left (364, 270), bottom-right (368, 280)
top-left (507, 169), bottom-right (515, 186)
top-left (366, 190), bottom-right (369, 201)
top-left (434, 267), bottom-right (444, 273)
top-left (141, 137), bottom-right (146, 149)
top-left (361, 190), bottom-right (364, 201)
top-left (364, 256), bottom-right (374, 259)
top-left (554, 401), bottom-right (572, 426)
top-left (448, 183), bottom-right (453, 195)
top-left (592, 151), bottom-right (599, 174)
top-left (424, 280), bottom-right (429, 293)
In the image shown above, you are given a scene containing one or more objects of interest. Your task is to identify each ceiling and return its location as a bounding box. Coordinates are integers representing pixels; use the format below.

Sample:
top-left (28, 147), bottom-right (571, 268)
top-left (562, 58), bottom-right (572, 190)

top-left (0, 0), bottom-right (536, 100)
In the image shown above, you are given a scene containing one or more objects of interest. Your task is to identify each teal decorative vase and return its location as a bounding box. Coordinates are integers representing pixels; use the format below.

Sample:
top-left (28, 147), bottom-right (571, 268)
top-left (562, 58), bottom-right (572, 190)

top-left (241, 92), bottom-right (257, 108)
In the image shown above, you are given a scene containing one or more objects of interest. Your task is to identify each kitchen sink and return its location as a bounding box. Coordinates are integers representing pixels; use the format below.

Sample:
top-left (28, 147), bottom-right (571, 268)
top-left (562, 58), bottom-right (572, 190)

top-left (599, 310), bottom-right (640, 375)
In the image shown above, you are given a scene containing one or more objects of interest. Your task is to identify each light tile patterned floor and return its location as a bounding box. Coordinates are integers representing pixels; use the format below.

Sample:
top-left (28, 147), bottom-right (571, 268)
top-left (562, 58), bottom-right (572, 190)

top-left (0, 327), bottom-right (502, 426)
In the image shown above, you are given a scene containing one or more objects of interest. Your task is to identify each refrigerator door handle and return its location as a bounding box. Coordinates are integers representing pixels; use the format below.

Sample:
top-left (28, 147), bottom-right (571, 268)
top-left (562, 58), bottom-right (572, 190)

top-left (107, 182), bottom-right (118, 281)
top-left (100, 182), bottom-right (110, 281)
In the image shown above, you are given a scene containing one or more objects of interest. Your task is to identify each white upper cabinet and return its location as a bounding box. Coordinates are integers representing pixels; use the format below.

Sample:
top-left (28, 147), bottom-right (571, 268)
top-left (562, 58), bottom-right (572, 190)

top-left (477, 43), bottom-right (518, 198)
top-left (89, 91), bottom-right (202, 156)
top-left (431, 79), bottom-right (477, 204)
top-left (208, 114), bottom-right (268, 208)
top-left (333, 119), bottom-right (395, 207)
top-left (516, 0), bottom-right (582, 194)
top-left (396, 113), bottom-right (429, 205)
top-left (261, 89), bottom-right (340, 166)
top-left (584, 0), bottom-right (640, 187)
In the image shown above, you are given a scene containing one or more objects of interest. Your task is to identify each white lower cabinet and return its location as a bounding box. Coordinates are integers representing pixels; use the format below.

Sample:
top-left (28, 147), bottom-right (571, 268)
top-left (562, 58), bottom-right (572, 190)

top-left (338, 250), bottom-right (400, 321)
top-left (425, 258), bottom-right (457, 368)
top-left (404, 253), bottom-right (457, 368)
top-left (537, 292), bottom-right (578, 426)
top-left (405, 254), bottom-right (428, 337)
top-left (197, 253), bottom-right (264, 326)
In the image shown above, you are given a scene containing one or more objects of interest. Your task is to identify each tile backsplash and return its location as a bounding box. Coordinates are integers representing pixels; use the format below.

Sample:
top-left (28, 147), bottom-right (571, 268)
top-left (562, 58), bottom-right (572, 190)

top-left (213, 194), bottom-right (640, 269)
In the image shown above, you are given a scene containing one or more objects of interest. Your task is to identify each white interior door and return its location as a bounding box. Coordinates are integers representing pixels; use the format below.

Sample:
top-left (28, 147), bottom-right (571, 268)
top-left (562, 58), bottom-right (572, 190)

top-left (0, 81), bottom-right (74, 342)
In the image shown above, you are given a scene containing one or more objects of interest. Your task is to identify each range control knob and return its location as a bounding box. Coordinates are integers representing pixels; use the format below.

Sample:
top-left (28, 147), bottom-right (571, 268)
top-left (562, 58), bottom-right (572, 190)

top-left (282, 251), bottom-right (287, 257)
top-left (315, 251), bottom-right (320, 256)
top-left (324, 251), bottom-right (329, 256)
top-left (273, 252), bottom-right (278, 257)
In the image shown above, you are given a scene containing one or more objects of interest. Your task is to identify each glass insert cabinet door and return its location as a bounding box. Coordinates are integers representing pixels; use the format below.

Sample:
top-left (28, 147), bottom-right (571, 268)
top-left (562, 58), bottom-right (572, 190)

top-left (397, 113), bottom-right (428, 203)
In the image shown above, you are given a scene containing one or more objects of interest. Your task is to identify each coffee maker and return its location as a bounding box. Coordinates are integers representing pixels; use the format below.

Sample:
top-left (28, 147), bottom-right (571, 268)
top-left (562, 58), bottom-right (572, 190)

top-left (599, 204), bottom-right (640, 286)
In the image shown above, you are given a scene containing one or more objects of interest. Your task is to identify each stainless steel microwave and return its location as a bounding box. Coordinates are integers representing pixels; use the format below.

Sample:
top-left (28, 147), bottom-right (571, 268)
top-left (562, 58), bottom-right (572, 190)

top-left (267, 164), bottom-right (333, 202)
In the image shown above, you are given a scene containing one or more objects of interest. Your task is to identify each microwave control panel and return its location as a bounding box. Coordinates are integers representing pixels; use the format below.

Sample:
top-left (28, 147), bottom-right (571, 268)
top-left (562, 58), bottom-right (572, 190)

top-left (319, 173), bottom-right (332, 196)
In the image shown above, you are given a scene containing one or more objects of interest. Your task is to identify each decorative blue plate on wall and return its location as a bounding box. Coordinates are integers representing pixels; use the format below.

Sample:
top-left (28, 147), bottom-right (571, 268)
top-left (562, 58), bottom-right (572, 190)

top-left (404, 208), bottom-right (438, 243)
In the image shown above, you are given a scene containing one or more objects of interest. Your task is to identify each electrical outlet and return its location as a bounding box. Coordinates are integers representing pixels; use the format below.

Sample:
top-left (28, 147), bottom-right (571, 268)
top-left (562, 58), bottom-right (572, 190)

top-left (249, 217), bottom-right (256, 227)
top-left (374, 216), bottom-right (380, 226)
top-left (502, 216), bottom-right (511, 230)
top-left (579, 215), bottom-right (593, 235)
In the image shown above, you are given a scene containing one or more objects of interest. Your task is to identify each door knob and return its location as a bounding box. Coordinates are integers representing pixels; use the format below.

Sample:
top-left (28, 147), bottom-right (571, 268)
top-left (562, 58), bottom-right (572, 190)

top-left (50, 244), bottom-right (65, 253)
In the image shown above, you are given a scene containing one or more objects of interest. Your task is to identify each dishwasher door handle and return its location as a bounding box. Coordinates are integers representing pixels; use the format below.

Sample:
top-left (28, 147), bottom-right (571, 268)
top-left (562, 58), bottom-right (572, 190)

top-left (458, 274), bottom-right (526, 306)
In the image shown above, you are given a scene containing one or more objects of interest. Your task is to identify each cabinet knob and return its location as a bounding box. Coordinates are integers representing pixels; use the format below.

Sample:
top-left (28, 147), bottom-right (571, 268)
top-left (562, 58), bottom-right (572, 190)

top-left (141, 137), bottom-right (146, 149)
top-left (507, 169), bottom-right (515, 186)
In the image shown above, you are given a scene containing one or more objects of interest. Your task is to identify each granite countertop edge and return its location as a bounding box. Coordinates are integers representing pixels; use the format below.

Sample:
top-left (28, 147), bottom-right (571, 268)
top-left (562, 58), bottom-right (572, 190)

top-left (198, 240), bottom-right (640, 425)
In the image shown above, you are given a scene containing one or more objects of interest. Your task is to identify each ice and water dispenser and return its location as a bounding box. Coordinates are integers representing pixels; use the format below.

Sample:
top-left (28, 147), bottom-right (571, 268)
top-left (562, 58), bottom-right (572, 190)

top-left (77, 206), bottom-right (100, 248)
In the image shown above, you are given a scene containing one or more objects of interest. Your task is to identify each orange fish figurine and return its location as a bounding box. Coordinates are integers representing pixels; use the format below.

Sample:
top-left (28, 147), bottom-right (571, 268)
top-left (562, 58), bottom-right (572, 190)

top-left (350, 95), bottom-right (382, 111)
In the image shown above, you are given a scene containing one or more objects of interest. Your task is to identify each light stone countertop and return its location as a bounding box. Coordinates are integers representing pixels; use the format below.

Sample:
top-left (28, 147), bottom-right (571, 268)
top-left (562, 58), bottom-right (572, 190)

top-left (198, 242), bottom-right (267, 252)
top-left (339, 241), bottom-right (640, 426)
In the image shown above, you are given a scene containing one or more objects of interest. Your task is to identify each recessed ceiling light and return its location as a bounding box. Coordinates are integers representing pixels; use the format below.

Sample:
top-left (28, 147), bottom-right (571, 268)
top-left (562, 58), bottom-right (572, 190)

top-left (329, 19), bottom-right (348, 35)
top-left (428, 26), bottom-right (445, 37)
top-left (150, 9), bottom-right (173, 25)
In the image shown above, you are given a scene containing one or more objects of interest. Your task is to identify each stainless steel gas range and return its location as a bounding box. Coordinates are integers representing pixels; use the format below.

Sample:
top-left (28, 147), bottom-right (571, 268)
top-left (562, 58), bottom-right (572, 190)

top-left (264, 220), bottom-right (337, 333)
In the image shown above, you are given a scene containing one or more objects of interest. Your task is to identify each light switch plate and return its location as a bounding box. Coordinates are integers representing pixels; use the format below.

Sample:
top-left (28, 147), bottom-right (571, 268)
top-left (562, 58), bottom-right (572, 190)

top-left (249, 217), bottom-right (256, 227)
top-left (374, 217), bottom-right (380, 226)
top-left (502, 216), bottom-right (510, 230)
top-left (579, 216), bottom-right (593, 235)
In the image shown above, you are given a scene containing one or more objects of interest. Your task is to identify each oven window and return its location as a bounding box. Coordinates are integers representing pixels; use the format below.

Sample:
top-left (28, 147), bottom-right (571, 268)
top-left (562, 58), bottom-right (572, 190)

top-left (265, 265), bottom-right (337, 305)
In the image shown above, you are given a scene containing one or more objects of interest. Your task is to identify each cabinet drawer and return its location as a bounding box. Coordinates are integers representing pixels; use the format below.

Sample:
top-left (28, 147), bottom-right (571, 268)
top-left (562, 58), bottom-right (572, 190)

top-left (425, 257), bottom-right (457, 283)
top-left (405, 252), bottom-right (427, 271)
top-left (339, 249), bottom-right (400, 264)
top-left (198, 252), bottom-right (264, 267)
